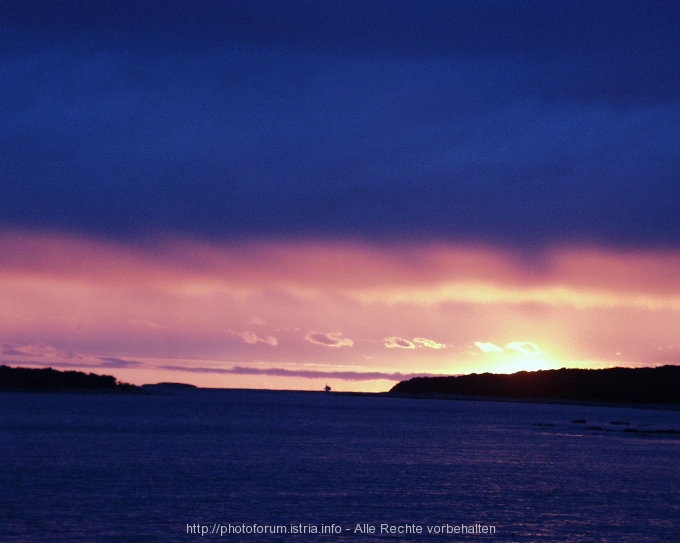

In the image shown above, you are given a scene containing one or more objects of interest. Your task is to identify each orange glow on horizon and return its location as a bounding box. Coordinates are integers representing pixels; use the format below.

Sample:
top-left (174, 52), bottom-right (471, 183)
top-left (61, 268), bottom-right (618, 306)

top-left (2, 230), bottom-right (680, 391)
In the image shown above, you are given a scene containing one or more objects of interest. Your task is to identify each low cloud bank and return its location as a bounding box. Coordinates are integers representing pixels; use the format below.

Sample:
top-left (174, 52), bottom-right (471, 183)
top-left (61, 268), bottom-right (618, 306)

top-left (159, 364), bottom-right (438, 382)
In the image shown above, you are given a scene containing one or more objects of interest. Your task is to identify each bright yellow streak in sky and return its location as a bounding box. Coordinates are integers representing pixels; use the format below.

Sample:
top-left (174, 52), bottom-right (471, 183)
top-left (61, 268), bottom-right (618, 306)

top-left (2, 231), bottom-right (680, 391)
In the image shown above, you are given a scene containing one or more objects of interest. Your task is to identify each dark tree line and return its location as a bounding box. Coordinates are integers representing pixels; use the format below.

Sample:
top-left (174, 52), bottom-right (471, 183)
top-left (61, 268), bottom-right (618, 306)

top-left (390, 366), bottom-right (680, 404)
top-left (0, 365), bottom-right (136, 392)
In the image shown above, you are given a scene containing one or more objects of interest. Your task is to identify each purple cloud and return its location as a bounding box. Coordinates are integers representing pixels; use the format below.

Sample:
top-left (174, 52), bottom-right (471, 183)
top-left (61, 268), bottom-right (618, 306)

top-left (158, 364), bottom-right (439, 382)
top-left (97, 356), bottom-right (143, 368)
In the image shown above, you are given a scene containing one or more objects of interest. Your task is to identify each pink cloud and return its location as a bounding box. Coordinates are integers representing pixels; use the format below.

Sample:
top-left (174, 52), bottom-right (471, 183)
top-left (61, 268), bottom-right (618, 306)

top-left (0, 342), bottom-right (142, 369)
top-left (474, 342), bottom-right (504, 353)
top-left (305, 332), bottom-right (354, 348)
top-left (505, 341), bottom-right (543, 356)
top-left (385, 337), bottom-right (446, 349)
top-left (228, 330), bottom-right (279, 346)
top-left (4, 231), bottom-right (680, 300)
top-left (384, 337), bottom-right (415, 349)
top-left (414, 338), bottom-right (445, 349)
top-left (3, 230), bottom-right (680, 390)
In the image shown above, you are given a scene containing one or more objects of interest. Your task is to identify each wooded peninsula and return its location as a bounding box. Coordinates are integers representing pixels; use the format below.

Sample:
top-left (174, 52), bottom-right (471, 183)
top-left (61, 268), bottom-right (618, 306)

top-left (0, 365), bottom-right (137, 392)
top-left (390, 366), bottom-right (680, 405)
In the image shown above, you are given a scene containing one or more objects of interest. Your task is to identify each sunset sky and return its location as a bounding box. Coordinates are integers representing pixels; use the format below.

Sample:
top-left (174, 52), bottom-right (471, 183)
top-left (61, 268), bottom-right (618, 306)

top-left (2, 1), bottom-right (680, 391)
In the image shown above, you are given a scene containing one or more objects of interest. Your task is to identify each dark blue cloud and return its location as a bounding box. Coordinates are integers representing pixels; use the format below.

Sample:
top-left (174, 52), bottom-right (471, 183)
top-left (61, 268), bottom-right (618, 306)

top-left (2, 1), bottom-right (679, 247)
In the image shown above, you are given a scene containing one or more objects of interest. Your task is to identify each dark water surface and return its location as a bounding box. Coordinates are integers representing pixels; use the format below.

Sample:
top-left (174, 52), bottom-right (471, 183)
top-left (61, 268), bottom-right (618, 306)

top-left (2, 389), bottom-right (679, 542)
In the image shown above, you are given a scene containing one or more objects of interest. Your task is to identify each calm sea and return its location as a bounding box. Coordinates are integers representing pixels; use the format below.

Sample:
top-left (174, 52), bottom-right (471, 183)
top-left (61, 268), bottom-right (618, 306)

top-left (1, 389), bottom-right (679, 542)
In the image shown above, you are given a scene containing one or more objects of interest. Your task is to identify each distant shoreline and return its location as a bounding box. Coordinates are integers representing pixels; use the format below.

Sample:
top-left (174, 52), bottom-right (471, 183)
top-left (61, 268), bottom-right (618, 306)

top-left (4, 364), bottom-right (680, 411)
top-left (0, 365), bottom-right (138, 393)
top-left (389, 366), bottom-right (680, 408)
